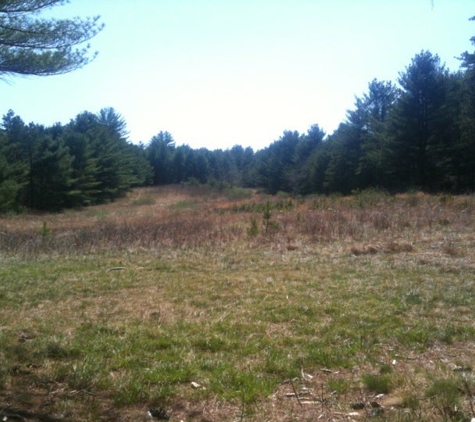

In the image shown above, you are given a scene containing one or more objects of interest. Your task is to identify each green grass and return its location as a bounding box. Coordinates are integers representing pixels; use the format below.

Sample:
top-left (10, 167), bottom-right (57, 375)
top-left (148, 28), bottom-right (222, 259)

top-left (1, 247), bottom-right (474, 419)
top-left (169, 199), bottom-right (196, 210)
top-left (132, 195), bottom-right (155, 206)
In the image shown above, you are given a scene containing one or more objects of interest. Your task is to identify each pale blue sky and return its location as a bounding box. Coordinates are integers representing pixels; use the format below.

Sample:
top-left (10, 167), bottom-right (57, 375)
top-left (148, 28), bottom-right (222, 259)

top-left (1, 0), bottom-right (473, 150)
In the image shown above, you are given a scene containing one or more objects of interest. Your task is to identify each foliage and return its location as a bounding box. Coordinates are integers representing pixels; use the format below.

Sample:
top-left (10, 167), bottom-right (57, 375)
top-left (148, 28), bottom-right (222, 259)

top-left (0, 108), bottom-right (152, 211)
top-left (386, 52), bottom-right (451, 190)
top-left (253, 127), bottom-right (325, 194)
top-left (0, 0), bottom-right (103, 77)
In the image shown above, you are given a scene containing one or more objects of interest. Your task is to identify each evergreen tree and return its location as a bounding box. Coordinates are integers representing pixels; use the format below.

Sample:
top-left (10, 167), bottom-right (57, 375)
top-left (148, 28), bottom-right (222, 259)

top-left (209, 149), bottom-right (237, 186)
top-left (306, 140), bottom-right (332, 194)
top-left (127, 142), bottom-right (153, 188)
top-left (29, 135), bottom-right (74, 210)
top-left (257, 130), bottom-right (302, 194)
top-left (322, 80), bottom-right (398, 193)
top-left (171, 145), bottom-right (188, 183)
top-left (455, 77), bottom-right (475, 191)
top-left (68, 109), bottom-right (149, 204)
top-left (0, 110), bottom-right (28, 210)
top-left (2, 112), bottom-right (41, 207)
top-left (240, 146), bottom-right (255, 187)
top-left (97, 107), bottom-right (129, 139)
top-left (0, 130), bottom-right (24, 212)
top-left (354, 79), bottom-right (399, 188)
top-left (189, 148), bottom-right (209, 184)
top-left (294, 124), bottom-right (326, 194)
top-left (147, 131), bottom-right (175, 185)
top-left (454, 17), bottom-right (475, 191)
top-left (90, 124), bottom-right (133, 201)
top-left (386, 51), bottom-right (450, 191)
top-left (224, 145), bottom-right (255, 187)
top-left (323, 123), bottom-right (362, 193)
top-left (62, 130), bottom-right (101, 206)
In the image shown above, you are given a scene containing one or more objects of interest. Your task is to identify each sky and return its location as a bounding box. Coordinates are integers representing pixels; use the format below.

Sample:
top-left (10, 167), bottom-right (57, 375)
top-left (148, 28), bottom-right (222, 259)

top-left (1, 0), bottom-right (473, 151)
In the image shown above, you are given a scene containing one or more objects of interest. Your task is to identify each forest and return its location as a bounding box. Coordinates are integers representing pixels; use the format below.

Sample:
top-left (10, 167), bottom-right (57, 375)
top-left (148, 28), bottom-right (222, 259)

top-left (1, 47), bottom-right (475, 213)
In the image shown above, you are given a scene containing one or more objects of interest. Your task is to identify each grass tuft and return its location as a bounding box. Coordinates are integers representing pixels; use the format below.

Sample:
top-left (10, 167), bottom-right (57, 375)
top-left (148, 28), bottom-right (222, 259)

top-left (361, 373), bottom-right (393, 394)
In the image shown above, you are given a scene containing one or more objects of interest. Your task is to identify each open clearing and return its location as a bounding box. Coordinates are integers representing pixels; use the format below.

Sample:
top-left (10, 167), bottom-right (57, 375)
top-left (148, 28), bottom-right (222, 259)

top-left (1, 186), bottom-right (475, 421)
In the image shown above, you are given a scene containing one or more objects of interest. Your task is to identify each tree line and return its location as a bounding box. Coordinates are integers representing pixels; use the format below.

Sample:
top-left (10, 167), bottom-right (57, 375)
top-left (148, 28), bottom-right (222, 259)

top-left (1, 2), bottom-right (474, 212)
top-left (1, 47), bottom-right (475, 212)
top-left (0, 108), bottom-right (151, 212)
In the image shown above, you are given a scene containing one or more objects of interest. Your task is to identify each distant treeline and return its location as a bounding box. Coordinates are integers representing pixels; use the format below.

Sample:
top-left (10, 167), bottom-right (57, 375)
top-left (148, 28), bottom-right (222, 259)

top-left (1, 50), bottom-right (475, 212)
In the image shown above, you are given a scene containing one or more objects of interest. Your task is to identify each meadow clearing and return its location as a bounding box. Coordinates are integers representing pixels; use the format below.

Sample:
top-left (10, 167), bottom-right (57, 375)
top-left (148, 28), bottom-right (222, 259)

top-left (0, 185), bottom-right (474, 421)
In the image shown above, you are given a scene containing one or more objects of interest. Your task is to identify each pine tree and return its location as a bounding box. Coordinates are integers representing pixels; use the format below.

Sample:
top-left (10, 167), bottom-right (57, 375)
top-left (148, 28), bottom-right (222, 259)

top-left (386, 51), bottom-right (449, 191)
top-left (29, 135), bottom-right (74, 210)
top-left (147, 131), bottom-right (175, 185)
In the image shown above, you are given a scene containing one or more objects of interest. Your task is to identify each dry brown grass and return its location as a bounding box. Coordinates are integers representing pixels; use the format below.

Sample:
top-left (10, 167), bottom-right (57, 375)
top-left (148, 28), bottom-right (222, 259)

top-left (1, 187), bottom-right (473, 257)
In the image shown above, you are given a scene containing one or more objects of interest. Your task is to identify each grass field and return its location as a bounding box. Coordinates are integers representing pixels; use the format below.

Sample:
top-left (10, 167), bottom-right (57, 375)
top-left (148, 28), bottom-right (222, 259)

top-left (1, 186), bottom-right (475, 421)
